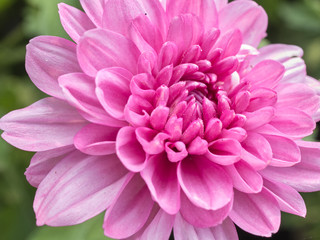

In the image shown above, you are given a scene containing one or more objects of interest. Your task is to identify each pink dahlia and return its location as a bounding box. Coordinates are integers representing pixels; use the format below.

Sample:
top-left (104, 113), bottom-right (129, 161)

top-left (1, 0), bottom-right (320, 239)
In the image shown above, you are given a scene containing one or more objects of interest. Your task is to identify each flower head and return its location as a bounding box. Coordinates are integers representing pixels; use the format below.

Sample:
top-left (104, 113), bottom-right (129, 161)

top-left (1, 0), bottom-right (320, 239)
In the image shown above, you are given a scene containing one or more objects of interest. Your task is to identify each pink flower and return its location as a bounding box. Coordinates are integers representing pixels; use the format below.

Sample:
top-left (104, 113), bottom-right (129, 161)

top-left (1, 0), bottom-right (320, 239)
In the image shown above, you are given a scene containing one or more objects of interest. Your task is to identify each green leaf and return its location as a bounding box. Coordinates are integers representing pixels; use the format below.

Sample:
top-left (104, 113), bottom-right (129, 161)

top-left (27, 214), bottom-right (115, 240)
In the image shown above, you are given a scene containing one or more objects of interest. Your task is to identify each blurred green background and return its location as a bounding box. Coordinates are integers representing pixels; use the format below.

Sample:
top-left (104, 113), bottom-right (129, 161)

top-left (0, 0), bottom-right (319, 240)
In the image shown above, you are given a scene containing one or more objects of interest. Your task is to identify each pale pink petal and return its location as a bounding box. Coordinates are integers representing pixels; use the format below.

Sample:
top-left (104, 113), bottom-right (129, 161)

top-left (96, 68), bottom-right (133, 120)
top-left (210, 217), bottom-right (239, 240)
top-left (103, 174), bottom-right (154, 239)
top-left (244, 107), bottom-right (275, 130)
top-left (264, 179), bottom-right (306, 217)
top-left (116, 126), bottom-right (146, 172)
top-left (25, 146), bottom-right (75, 187)
top-left (224, 160), bottom-right (263, 193)
top-left (141, 153), bottom-right (180, 214)
top-left (80, 0), bottom-right (105, 27)
top-left (59, 72), bottom-right (126, 127)
top-left (26, 36), bottom-right (81, 99)
top-left (281, 57), bottom-right (307, 83)
top-left (180, 192), bottom-right (233, 228)
top-left (178, 155), bottom-right (233, 210)
top-left (77, 29), bottom-right (140, 76)
top-left (0, 98), bottom-right (86, 151)
top-left (261, 141), bottom-right (320, 192)
top-left (174, 213), bottom-right (200, 240)
top-left (218, 0), bottom-right (267, 47)
top-left (229, 189), bottom-right (281, 237)
top-left (58, 3), bottom-right (95, 43)
top-left (34, 152), bottom-right (129, 226)
top-left (74, 123), bottom-right (119, 156)
top-left (166, 0), bottom-right (218, 32)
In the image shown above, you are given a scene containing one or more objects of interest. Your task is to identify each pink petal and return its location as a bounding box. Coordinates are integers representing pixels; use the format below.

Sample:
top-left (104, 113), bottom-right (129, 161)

top-left (25, 146), bottom-right (75, 188)
top-left (205, 138), bottom-right (242, 165)
top-left (270, 107), bottom-right (315, 138)
top-left (34, 151), bottom-right (129, 226)
top-left (173, 213), bottom-right (200, 240)
top-left (165, 141), bottom-right (188, 162)
top-left (229, 189), bottom-right (281, 237)
top-left (80, 0), bottom-right (105, 27)
top-left (218, 0), bottom-right (267, 47)
top-left (244, 60), bottom-right (285, 90)
top-left (124, 95), bottom-right (152, 127)
top-left (141, 153), bottom-right (180, 214)
top-left (178, 155), bottom-right (233, 210)
top-left (103, 174), bottom-right (154, 239)
top-left (167, 14), bottom-right (204, 58)
top-left (263, 134), bottom-right (301, 167)
top-left (224, 160), bottom-right (263, 193)
top-left (209, 218), bottom-right (239, 240)
top-left (59, 72), bottom-right (126, 127)
top-left (244, 106), bottom-right (275, 130)
top-left (116, 126), bottom-right (146, 172)
top-left (26, 36), bottom-right (81, 99)
top-left (246, 88), bottom-right (277, 112)
top-left (166, 0), bottom-right (218, 32)
top-left (96, 68), bottom-right (133, 120)
top-left (264, 179), bottom-right (306, 217)
top-left (58, 3), bottom-right (95, 43)
top-left (0, 98), bottom-right (86, 151)
top-left (77, 29), bottom-right (140, 77)
top-left (74, 123), bottom-right (119, 156)
top-left (261, 141), bottom-right (320, 192)
top-left (282, 58), bottom-right (306, 83)
top-left (180, 192), bottom-right (233, 228)
top-left (215, 29), bottom-right (242, 58)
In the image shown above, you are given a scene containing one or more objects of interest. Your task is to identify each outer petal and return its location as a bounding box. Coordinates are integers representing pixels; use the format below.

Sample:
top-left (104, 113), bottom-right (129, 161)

top-left (141, 153), bottom-right (180, 214)
top-left (103, 174), bottom-right (154, 239)
top-left (74, 123), bottom-right (118, 155)
top-left (34, 152), bottom-right (129, 226)
top-left (174, 213), bottom-right (200, 240)
top-left (59, 72), bottom-right (126, 127)
top-left (77, 29), bottom-right (140, 77)
top-left (229, 189), bottom-right (281, 237)
top-left (96, 68), bottom-right (133, 120)
top-left (80, 0), bottom-right (105, 27)
top-left (58, 3), bottom-right (95, 43)
top-left (177, 155), bottom-right (233, 210)
top-left (25, 146), bottom-right (75, 188)
top-left (218, 0), bottom-right (268, 47)
top-left (26, 36), bottom-right (81, 99)
top-left (0, 98), bottom-right (86, 151)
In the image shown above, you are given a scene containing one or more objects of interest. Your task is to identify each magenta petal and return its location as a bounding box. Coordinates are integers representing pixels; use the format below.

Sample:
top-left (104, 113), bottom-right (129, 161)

top-left (25, 146), bottom-right (75, 188)
top-left (58, 3), bottom-right (95, 43)
top-left (229, 189), bottom-right (281, 237)
top-left (80, 0), bottom-right (105, 27)
top-left (59, 72), bottom-right (126, 127)
top-left (180, 192), bottom-right (233, 228)
top-left (116, 126), bottom-right (146, 172)
top-left (224, 160), bottom-right (263, 193)
top-left (244, 106), bottom-right (275, 130)
top-left (218, 0), bottom-right (267, 47)
top-left (96, 68), bottom-right (133, 120)
top-left (165, 141), bottom-right (188, 162)
top-left (206, 138), bottom-right (241, 165)
top-left (178, 155), bottom-right (233, 210)
top-left (78, 29), bottom-right (140, 76)
top-left (0, 98), bottom-right (86, 151)
top-left (264, 179), bottom-right (306, 217)
top-left (74, 124), bottom-right (119, 156)
top-left (247, 88), bottom-right (277, 112)
top-left (26, 36), bottom-right (81, 99)
top-left (34, 152), bottom-right (129, 226)
top-left (103, 174), bottom-right (154, 239)
top-left (141, 154), bottom-right (180, 214)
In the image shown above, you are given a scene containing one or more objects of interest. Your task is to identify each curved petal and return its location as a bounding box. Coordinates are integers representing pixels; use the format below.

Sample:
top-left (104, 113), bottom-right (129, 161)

top-left (26, 36), bottom-right (81, 99)
top-left (0, 98), bottom-right (86, 151)
top-left (177, 155), bottom-right (233, 210)
top-left (173, 213), bottom-right (200, 240)
top-left (141, 153), bottom-right (180, 214)
top-left (34, 152), bottom-right (129, 226)
top-left (80, 0), bottom-right (105, 27)
top-left (244, 107), bottom-right (275, 130)
top-left (58, 3), bottom-right (95, 43)
top-left (96, 68), bottom-right (133, 120)
top-left (229, 189), bottom-right (281, 237)
top-left (103, 174), bottom-right (154, 239)
top-left (59, 72), bottom-right (126, 127)
top-left (74, 123), bottom-right (119, 155)
top-left (25, 146), bottom-right (75, 188)
top-left (218, 0), bottom-right (267, 47)
top-left (78, 29), bottom-right (140, 77)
